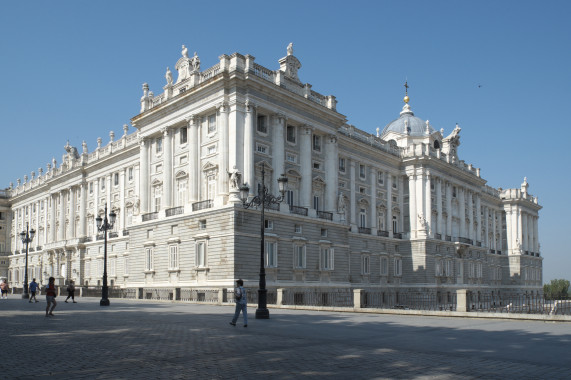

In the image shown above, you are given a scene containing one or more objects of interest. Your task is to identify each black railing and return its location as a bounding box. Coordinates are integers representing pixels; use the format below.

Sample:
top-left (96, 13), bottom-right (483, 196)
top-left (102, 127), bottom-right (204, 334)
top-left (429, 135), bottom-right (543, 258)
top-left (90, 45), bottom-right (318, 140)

top-left (166, 206), bottom-right (184, 217)
top-left (476, 241), bottom-right (482, 247)
top-left (457, 237), bottom-right (473, 245)
top-left (358, 227), bottom-right (371, 235)
top-left (122, 230), bottom-right (130, 236)
top-left (435, 233), bottom-right (442, 240)
top-left (83, 237), bottom-right (92, 242)
top-left (266, 202), bottom-right (280, 211)
top-left (108, 232), bottom-right (119, 238)
top-left (29, 247), bottom-right (35, 252)
top-left (142, 212), bottom-right (159, 221)
top-left (393, 232), bottom-right (403, 239)
top-left (445, 235), bottom-right (452, 241)
top-left (377, 230), bottom-right (389, 237)
top-left (289, 205), bottom-right (308, 216)
top-left (317, 211), bottom-right (333, 220)
top-left (36, 246), bottom-right (42, 250)
top-left (96, 234), bottom-right (104, 241)
top-left (192, 200), bottom-right (213, 211)
top-left (490, 249), bottom-right (496, 254)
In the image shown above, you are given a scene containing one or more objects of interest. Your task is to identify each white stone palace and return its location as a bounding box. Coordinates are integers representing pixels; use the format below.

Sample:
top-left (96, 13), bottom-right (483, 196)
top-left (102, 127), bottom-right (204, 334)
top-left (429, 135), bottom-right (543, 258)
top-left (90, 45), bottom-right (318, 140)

top-left (1, 44), bottom-right (542, 300)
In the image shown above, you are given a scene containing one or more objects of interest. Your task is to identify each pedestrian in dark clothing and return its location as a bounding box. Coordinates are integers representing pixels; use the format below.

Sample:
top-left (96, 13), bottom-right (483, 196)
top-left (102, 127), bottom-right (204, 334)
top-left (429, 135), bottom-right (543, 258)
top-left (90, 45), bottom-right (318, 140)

top-left (65, 280), bottom-right (76, 303)
top-left (29, 278), bottom-right (39, 303)
top-left (230, 279), bottom-right (248, 327)
top-left (45, 277), bottom-right (57, 317)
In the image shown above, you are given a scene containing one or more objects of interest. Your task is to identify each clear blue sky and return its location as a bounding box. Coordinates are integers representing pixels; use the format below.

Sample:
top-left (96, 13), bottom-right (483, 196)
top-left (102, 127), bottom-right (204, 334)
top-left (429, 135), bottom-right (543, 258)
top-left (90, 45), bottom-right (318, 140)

top-left (1, 1), bottom-right (569, 283)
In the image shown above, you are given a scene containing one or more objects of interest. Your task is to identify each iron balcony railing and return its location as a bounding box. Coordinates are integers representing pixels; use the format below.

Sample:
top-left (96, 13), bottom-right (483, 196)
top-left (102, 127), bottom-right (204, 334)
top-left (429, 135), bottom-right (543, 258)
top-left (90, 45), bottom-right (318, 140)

top-left (192, 200), bottom-right (213, 211)
top-left (393, 232), bottom-right (403, 239)
top-left (317, 211), bottom-right (333, 220)
top-left (358, 227), bottom-right (371, 235)
top-left (108, 232), bottom-right (119, 238)
top-left (166, 206), bottom-right (184, 217)
top-left (142, 212), bottom-right (159, 221)
top-left (377, 230), bottom-right (389, 237)
top-left (289, 205), bottom-right (308, 216)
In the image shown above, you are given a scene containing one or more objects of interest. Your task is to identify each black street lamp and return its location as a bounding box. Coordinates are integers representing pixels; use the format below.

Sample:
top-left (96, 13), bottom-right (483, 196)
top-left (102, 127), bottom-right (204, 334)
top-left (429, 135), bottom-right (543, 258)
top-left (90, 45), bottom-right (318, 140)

top-left (19, 223), bottom-right (35, 299)
top-left (96, 204), bottom-right (116, 307)
top-left (239, 166), bottom-right (288, 319)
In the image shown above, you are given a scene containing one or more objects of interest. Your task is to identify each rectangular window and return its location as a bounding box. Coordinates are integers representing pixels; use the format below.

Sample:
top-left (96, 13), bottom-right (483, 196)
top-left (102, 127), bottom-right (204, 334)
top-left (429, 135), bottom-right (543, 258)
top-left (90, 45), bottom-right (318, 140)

top-left (362, 255), bottom-right (370, 275)
top-left (128, 168), bottom-right (133, 181)
top-left (320, 247), bottom-right (334, 270)
top-left (156, 164), bottom-right (162, 173)
top-left (123, 256), bottom-right (129, 275)
top-left (180, 155), bottom-right (188, 165)
top-left (359, 164), bottom-right (366, 179)
top-left (89, 182), bottom-right (93, 194)
top-left (114, 173), bottom-right (119, 186)
top-left (169, 245), bottom-right (179, 269)
top-left (264, 219), bottom-right (273, 230)
top-left (145, 247), bottom-right (154, 271)
top-left (286, 190), bottom-right (294, 206)
top-left (394, 258), bottom-right (402, 276)
top-left (380, 257), bottom-right (388, 276)
top-left (312, 134), bottom-right (321, 152)
top-left (156, 137), bottom-right (163, 153)
top-left (256, 143), bottom-right (268, 154)
top-left (101, 178), bottom-right (105, 190)
top-left (208, 114), bottom-right (216, 133)
top-left (257, 115), bottom-right (268, 133)
top-left (286, 152), bottom-right (297, 163)
top-left (154, 187), bottom-right (162, 212)
top-left (265, 241), bottom-right (277, 268)
top-left (392, 176), bottom-right (397, 189)
top-left (180, 127), bottom-right (188, 144)
top-left (207, 145), bottom-right (217, 155)
top-left (321, 228), bottom-right (328, 237)
top-left (196, 241), bottom-right (207, 267)
top-left (294, 245), bottom-right (306, 269)
top-left (199, 219), bottom-right (206, 230)
top-left (313, 195), bottom-right (320, 211)
top-left (359, 209), bottom-right (367, 228)
top-left (339, 157), bottom-right (346, 172)
top-left (378, 171), bottom-right (384, 185)
top-left (171, 225), bottom-right (178, 235)
top-left (295, 224), bottom-right (302, 233)
top-left (286, 125), bottom-right (296, 143)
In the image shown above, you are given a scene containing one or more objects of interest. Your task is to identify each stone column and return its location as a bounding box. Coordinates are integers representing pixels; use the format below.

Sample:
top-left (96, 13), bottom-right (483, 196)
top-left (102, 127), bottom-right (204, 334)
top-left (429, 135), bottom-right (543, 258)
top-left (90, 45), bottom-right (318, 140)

top-left (79, 182), bottom-right (86, 237)
top-left (50, 194), bottom-right (57, 243)
top-left (13, 206), bottom-right (19, 250)
top-left (218, 103), bottom-right (229, 200)
top-left (300, 126), bottom-right (313, 209)
top-left (423, 171), bottom-right (431, 238)
top-left (522, 211), bottom-right (528, 252)
top-left (58, 191), bottom-right (65, 241)
top-left (188, 116), bottom-right (199, 202)
top-left (436, 177), bottom-right (443, 237)
top-left (163, 127), bottom-right (173, 209)
top-left (68, 186), bottom-right (76, 238)
top-left (407, 171), bottom-right (417, 238)
top-left (398, 176), bottom-right (404, 233)
top-left (467, 191), bottom-right (473, 241)
top-left (139, 137), bottom-right (150, 213)
top-left (324, 134), bottom-right (338, 212)
top-left (272, 114), bottom-right (286, 194)
top-left (446, 182), bottom-right (452, 238)
top-left (243, 103), bottom-right (255, 197)
top-left (533, 216), bottom-right (539, 253)
top-left (498, 210), bottom-right (503, 252)
top-left (458, 187), bottom-right (466, 238)
top-left (349, 160), bottom-right (357, 230)
top-left (491, 209), bottom-right (497, 250)
top-left (119, 169), bottom-right (126, 232)
top-left (386, 173), bottom-right (393, 237)
top-left (484, 206), bottom-right (489, 248)
top-left (369, 167), bottom-right (377, 234)
top-left (476, 195), bottom-right (482, 243)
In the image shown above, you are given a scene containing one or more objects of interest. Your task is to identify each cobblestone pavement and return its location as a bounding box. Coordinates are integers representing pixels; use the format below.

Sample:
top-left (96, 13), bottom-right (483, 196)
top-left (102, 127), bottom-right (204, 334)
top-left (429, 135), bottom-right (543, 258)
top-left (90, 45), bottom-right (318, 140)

top-left (1, 297), bottom-right (570, 379)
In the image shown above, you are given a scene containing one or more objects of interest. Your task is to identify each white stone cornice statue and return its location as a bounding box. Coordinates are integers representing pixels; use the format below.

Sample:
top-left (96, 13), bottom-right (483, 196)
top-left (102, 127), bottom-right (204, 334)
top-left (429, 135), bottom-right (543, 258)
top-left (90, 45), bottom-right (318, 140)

top-left (287, 42), bottom-right (293, 56)
top-left (191, 52), bottom-right (200, 72)
top-left (182, 44), bottom-right (188, 58)
top-left (418, 213), bottom-right (428, 231)
top-left (228, 166), bottom-right (241, 190)
top-left (165, 67), bottom-right (173, 85)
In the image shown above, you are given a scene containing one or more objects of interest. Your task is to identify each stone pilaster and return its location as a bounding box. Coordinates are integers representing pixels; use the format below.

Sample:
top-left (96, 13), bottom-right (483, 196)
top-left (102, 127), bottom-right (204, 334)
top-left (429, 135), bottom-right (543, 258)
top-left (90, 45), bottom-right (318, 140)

top-left (163, 127), bottom-right (173, 209)
top-left (324, 134), bottom-right (338, 213)
top-left (187, 116), bottom-right (199, 202)
top-left (300, 125), bottom-right (312, 209)
top-left (139, 137), bottom-right (150, 213)
top-left (272, 114), bottom-right (286, 194)
top-left (243, 103), bottom-right (255, 196)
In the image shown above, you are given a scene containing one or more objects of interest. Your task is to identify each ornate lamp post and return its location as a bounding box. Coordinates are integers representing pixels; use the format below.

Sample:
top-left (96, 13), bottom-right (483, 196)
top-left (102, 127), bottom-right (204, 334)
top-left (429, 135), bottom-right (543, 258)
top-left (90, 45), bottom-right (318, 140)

top-left (96, 204), bottom-right (116, 306)
top-left (19, 223), bottom-right (35, 299)
top-left (239, 166), bottom-right (288, 319)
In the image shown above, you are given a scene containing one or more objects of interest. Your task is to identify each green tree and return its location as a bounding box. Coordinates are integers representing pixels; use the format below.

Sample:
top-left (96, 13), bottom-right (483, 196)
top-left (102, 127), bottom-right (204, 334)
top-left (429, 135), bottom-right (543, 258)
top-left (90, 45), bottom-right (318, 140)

top-left (543, 279), bottom-right (570, 300)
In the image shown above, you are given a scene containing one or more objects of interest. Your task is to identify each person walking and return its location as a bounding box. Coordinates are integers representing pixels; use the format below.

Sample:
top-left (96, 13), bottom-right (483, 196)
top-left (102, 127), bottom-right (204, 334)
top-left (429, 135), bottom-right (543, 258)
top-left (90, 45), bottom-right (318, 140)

top-left (45, 277), bottom-right (57, 317)
top-left (229, 279), bottom-right (248, 327)
top-left (29, 278), bottom-right (40, 303)
top-left (1, 279), bottom-right (9, 299)
top-left (65, 280), bottom-right (76, 303)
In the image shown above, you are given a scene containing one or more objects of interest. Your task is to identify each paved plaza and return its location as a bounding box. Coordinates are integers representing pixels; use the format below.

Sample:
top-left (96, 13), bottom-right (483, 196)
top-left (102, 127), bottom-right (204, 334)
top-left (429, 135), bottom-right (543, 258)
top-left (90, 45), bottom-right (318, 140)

top-left (1, 297), bottom-right (570, 379)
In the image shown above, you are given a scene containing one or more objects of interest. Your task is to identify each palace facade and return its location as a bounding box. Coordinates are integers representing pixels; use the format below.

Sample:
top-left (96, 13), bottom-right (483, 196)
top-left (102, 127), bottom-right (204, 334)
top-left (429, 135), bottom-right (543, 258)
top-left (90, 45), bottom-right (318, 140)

top-left (1, 44), bottom-right (542, 298)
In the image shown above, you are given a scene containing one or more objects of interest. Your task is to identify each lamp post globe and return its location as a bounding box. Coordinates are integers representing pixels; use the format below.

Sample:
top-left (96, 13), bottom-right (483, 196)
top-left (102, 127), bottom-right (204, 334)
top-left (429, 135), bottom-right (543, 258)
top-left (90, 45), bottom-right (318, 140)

top-left (20, 223), bottom-right (35, 299)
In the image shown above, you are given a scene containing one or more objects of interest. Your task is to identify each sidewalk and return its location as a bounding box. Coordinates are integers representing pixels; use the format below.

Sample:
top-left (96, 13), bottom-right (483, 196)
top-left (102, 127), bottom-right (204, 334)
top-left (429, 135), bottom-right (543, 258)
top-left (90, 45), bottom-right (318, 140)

top-left (1, 297), bottom-right (570, 379)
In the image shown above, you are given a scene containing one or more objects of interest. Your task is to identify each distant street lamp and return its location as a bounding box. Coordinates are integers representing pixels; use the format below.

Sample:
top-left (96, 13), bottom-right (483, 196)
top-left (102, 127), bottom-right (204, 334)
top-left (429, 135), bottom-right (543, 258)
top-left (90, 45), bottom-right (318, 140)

top-left (19, 223), bottom-right (35, 299)
top-left (239, 166), bottom-right (288, 319)
top-left (96, 204), bottom-right (116, 306)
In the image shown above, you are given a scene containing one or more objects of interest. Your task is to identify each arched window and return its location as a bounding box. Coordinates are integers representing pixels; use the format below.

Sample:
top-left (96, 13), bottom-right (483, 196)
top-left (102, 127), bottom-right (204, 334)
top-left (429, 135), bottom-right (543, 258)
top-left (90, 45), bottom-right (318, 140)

top-left (434, 140), bottom-right (441, 149)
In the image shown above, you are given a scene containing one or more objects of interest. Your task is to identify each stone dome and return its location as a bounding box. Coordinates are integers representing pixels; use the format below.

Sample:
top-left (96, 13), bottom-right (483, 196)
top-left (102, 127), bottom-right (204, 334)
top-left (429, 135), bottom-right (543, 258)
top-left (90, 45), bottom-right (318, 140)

top-left (380, 103), bottom-right (435, 138)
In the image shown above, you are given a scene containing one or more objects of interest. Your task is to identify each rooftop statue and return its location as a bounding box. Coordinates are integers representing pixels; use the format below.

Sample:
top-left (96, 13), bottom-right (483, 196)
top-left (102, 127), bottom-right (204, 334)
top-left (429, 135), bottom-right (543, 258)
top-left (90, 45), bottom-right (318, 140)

top-left (182, 44), bottom-right (189, 58)
top-left (287, 42), bottom-right (293, 56)
top-left (165, 67), bottom-right (173, 85)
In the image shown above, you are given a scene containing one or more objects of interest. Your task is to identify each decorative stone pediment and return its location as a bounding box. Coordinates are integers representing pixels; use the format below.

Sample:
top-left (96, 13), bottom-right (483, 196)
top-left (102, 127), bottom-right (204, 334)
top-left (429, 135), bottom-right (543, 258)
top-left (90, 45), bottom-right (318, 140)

top-left (278, 43), bottom-right (301, 83)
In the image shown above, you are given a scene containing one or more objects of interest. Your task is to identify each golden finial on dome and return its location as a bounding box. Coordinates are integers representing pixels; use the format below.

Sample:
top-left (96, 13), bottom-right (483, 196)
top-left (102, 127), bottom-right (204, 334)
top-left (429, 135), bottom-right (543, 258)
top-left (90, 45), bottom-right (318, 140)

top-left (403, 80), bottom-right (410, 103)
